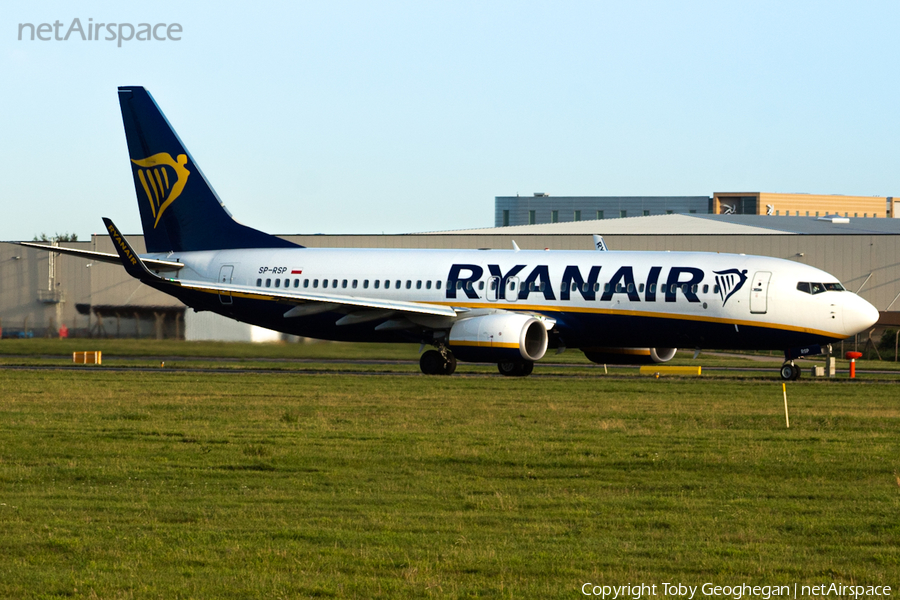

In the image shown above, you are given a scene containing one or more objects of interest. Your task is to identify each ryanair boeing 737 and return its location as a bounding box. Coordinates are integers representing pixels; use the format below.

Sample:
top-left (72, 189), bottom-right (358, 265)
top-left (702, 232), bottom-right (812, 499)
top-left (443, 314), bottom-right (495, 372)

top-left (18, 87), bottom-right (880, 379)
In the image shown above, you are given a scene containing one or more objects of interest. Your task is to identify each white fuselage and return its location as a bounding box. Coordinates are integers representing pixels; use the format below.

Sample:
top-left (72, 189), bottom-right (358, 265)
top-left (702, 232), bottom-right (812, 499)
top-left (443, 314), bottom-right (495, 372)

top-left (146, 246), bottom-right (879, 350)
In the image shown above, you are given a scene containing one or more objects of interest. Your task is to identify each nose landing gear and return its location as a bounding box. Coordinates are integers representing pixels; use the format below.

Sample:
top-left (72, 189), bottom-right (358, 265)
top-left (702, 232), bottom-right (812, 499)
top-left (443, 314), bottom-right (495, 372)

top-left (780, 362), bottom-right (801, 381)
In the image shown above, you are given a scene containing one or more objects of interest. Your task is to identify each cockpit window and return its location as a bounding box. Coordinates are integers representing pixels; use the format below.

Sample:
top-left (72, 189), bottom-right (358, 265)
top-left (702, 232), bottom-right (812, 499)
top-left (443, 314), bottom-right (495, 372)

top-left (797, 282), bottom-right (845, 295)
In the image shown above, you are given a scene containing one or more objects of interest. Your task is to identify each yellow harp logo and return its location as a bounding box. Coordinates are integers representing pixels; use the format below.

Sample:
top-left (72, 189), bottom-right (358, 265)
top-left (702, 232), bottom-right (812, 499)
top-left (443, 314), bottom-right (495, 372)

top-left (131, 153), bottom-right (190, 228)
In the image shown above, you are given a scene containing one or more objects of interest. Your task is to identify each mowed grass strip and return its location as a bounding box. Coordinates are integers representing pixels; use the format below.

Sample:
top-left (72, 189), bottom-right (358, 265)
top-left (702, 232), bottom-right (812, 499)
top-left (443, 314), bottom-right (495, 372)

top-left (0, 371), bottom-right (897, 598)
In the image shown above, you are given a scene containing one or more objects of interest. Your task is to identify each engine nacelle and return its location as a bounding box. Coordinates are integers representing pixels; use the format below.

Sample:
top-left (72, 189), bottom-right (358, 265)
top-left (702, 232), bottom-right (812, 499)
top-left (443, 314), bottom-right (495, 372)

top-left (449, 313), bottom-right (548, 363)
top-left (582, 347), bottom-right (677, 365)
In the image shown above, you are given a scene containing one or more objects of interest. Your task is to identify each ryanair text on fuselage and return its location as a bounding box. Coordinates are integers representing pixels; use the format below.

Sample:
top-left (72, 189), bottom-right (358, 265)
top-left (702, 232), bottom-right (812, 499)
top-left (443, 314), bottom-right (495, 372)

top-left (446, 263), bottom-right (747, 304)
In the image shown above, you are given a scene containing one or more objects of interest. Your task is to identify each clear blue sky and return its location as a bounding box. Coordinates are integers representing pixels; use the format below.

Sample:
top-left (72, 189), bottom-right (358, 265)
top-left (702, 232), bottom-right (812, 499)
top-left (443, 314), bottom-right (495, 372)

top-left (3, 0), bottom-right (899, 240)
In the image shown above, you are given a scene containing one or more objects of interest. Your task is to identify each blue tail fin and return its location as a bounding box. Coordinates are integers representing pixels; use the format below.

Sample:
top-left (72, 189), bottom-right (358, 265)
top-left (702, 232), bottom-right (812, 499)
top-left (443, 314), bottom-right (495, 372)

top-left (117, 86), bottom-right (300, 253)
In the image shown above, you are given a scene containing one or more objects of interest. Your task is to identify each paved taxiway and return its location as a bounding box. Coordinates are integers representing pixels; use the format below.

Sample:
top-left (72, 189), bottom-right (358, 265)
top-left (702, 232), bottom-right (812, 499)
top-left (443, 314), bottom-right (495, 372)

top-left (0, 357), bottom-right (886, 377)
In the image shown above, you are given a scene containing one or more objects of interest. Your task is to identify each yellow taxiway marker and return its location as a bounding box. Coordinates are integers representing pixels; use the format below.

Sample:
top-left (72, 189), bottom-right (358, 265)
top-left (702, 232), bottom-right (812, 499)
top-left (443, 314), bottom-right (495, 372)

top-left (73, 351), bottom-right (102, 365)
top-left (639, 365), bottom-right (701, 376)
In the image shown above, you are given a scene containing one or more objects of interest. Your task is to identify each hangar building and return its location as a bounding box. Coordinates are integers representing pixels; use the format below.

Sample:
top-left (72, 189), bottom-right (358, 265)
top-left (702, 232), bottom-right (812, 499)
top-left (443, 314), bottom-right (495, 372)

top-left (497, 193), bottom-right (896, 226)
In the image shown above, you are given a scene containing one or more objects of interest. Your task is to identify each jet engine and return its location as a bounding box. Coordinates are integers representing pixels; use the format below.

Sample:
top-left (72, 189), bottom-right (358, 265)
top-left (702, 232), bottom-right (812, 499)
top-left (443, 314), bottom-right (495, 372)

top-left (582, 347), bottom-right (677, 365)
top-left (448, 313), bottom-right (549, 363)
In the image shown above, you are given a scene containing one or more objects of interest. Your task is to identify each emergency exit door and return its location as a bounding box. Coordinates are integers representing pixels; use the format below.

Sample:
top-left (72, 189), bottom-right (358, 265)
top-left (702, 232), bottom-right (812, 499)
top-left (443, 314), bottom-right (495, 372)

top-left (749, 271), bottom-right (771, 314)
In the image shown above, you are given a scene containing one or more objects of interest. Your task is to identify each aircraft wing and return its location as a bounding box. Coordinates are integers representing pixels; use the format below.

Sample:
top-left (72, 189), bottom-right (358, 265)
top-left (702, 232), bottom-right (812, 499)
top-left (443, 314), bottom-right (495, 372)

top-left (167, 279), bottom-right (459, 318)
top-left (101, 217), bottom-right (458, 319)
top-left (16, 242), bottom-right (184, 272)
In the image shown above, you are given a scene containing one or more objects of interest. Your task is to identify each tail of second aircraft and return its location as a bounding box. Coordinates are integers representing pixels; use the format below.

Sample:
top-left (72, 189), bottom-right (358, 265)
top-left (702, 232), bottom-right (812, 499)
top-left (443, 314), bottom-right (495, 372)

top-left (117, 86), bottom-right (300, 253)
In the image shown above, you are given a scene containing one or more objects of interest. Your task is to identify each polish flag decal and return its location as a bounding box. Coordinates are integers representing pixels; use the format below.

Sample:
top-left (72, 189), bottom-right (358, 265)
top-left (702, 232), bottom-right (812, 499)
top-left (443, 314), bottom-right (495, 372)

top-left (291, 269), bottom-right (303, 274)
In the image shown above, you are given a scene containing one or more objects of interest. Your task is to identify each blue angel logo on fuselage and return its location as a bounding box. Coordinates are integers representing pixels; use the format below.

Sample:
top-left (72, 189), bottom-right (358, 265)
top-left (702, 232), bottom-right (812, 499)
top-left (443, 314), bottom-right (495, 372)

top-left (713, 269), bottom-right (748, 306)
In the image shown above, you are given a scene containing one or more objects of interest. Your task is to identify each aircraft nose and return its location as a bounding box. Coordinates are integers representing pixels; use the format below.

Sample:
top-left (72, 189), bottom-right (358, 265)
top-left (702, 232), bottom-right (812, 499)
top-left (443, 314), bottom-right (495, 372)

top-left (844, 294), bottom-right (879, 336)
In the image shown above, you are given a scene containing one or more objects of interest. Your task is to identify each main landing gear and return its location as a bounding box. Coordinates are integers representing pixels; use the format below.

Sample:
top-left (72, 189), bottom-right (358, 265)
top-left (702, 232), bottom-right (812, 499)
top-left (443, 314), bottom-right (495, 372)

top-left (419, 348), bottom-right (457, 375)
top-left (497, 360), bottom-right (534, 377)
top-left (418, 347), bottom-right (536, 377)
top-left (780, 362), bottom-right (801, 381)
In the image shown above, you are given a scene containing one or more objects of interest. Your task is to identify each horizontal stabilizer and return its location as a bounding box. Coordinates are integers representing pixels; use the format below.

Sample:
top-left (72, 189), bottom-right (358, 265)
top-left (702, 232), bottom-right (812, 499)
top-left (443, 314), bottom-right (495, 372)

top-left (17, 241), bottom-right (183, 271)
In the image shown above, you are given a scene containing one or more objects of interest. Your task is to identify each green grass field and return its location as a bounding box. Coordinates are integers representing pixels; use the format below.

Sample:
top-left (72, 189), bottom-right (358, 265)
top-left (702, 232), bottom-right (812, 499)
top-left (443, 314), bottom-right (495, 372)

top-left (0, 343), bottom-right (898, 598)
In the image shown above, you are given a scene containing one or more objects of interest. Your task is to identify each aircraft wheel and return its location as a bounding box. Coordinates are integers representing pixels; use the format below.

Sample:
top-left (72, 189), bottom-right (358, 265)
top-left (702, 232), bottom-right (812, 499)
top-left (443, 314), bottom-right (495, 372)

top-left (420, 350), bottom-right (444, 375)
top-left (498, 361), bottom-right (520, 376)
top-left (780, 363), bottom-right (795, 381)
top-left (441, 353), bottom-right (457, 376)
top-left (791, 364), bottom-right (802, 380)
top-left (498, 361), bottom-right (533, 377)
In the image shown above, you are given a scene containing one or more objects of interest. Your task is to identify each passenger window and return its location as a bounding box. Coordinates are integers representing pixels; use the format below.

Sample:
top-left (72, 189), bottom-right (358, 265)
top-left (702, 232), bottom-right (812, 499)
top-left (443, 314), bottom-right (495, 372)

top-left (322, 279), bottom-right (328, 288)
top-left (406, 280), bottom-right (411, 289)
top-left (374, 280), bottom-right (380, 289)
top-left (604, 283), bottom-right (610, 293)
top-left (702, 284), bottom-right (708, 293)
top-left (385, 280), bottom-right (390, 289)
top-left (509, 281), bottom-right (516, 290)
top-left (639, 283), bottom-right (645, 293)
top-left (797, 282), bottom-right (811, 294)
top-left (713, 285), bottom-right (719, 294)
top-left (304, 279), bottom-right (309, 288)
top-left (294, 279), bottom-right (299, 288)
top-left (352, 280), bottom-right (358, 289)
top-left (465, 282), bottom-right (472, 291)
top-left (436, 281), bottom-right (442, 290)
top-left (616, 283), bottom-right (624, 293)
top-left (539, 282), bottom-right (545, 292)
top-left (457, 281), bottom-right (463, 289)
top-left (478, 281), bottom-right (484, 290)
top-left (256, 278), bottom-right (262, 286)
top-left (670, 284), bottom-right (677, 294)
top-left (416, 280), bottom-right (422, 289)
top-left (313, 279), bottom-right (318, 288)
top-left (266, 278), bottom-right (272, 287)
top-left (626, 283), bottom-right (634, 293)
top-left (491, 280), bottom-right (498, 291)
top-left (342, 280), bottom-right (348, 288)
top-left (649, 283), bottom-right (656, 294)
top-left (583, 283), bottom-right (590, 293)
top-left (561, 282), bottom-right (569, 292)
top-left (691, 284), bottom-right (698, 294)
top-left (426, 281), bottom-right (432, 289)
top-left (333, 279), bottom-right (338, 288)
top-left (396, 280), bottom-right (401, 289)
top-left (364, 280), bottom-right (369, 289)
